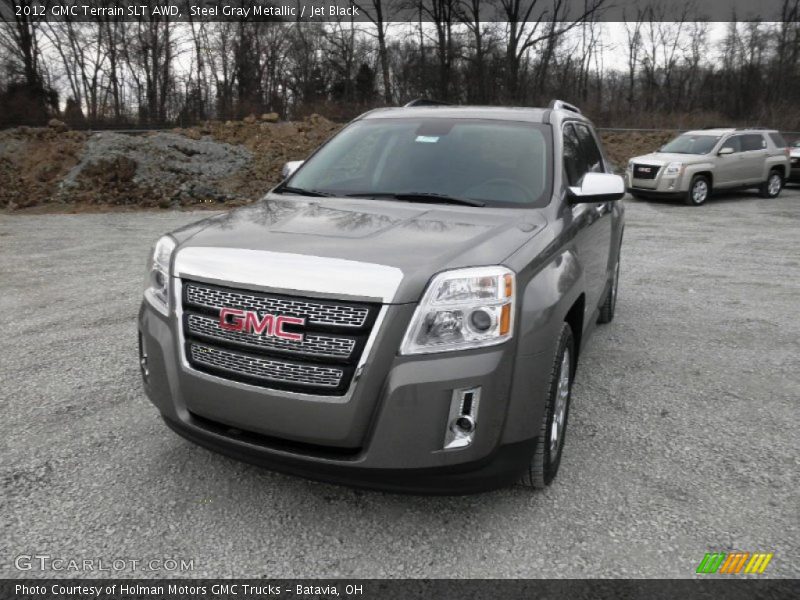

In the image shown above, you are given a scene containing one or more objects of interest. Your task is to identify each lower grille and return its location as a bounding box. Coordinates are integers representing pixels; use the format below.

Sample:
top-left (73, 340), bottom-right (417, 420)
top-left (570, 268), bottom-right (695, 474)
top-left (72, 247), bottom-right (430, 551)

top-left (188, 411), bottom-right (362, 459)
top-left (181, 280), bottom-right (379, 395)
top-left (189, 343), bottom-right (344, 389)
top-left (633, 164), bottom-right (660, 180)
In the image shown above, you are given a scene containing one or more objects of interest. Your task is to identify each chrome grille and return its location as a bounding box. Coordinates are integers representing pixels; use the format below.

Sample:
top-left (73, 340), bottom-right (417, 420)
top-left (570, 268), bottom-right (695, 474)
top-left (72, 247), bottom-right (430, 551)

top-left (633, 164), bottom-right (660, 180)
top-left (181, 280), bottom-right (378, 395)
top-left (185, 283), bottom-right (369, 327)
top-left (186, 313), bottom-right (355, 359)
top-left (189, 344), bottom-right (343, 388)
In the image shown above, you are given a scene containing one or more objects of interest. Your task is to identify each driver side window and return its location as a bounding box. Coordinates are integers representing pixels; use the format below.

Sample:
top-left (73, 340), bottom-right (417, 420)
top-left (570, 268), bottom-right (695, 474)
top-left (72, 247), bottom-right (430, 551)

top-left (723, 135), bottom-right (742, 153)
top-left (562, 124), bottom-right (584, 186)
top-left (563, 122), bottom-right (603, 186)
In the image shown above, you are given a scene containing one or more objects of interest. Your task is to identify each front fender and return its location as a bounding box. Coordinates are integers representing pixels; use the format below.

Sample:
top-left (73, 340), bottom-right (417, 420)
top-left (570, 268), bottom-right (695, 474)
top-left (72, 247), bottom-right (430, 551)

top-left (501, 246), bottom-right (585, 444)
top-left (682, 162), bottom-right (716, 185)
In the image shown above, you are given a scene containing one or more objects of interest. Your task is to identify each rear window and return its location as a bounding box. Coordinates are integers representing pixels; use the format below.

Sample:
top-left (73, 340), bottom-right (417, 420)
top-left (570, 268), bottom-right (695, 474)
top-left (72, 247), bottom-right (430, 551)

top-left (741, 134), bottom-right (766, 151)
top-left (769, 132), bottom-right (787, 148)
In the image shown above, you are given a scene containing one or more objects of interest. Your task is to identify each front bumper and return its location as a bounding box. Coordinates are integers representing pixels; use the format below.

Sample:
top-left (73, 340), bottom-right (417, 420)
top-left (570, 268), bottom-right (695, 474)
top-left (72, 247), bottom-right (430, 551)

top-left (139, 297), bottom-right (543, 494)
top-left (162, 413), bottom-right (536, 494)
top-left (626, 169), bottom-right (687, 195)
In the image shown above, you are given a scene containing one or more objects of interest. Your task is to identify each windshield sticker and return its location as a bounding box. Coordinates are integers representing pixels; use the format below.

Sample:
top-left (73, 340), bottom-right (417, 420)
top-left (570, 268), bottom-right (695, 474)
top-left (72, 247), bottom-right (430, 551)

top-left (415, 135), bottom-right (440, 143)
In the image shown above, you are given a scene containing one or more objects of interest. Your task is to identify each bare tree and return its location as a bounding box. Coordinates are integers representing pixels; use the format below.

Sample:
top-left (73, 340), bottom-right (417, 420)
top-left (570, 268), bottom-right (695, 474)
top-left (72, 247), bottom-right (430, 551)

top-left (351, 0), bottom-right (395, 103)
top-left (623, 8), bottom-right (644, 110)
top-left (499, 0), bottom-right (606, 102)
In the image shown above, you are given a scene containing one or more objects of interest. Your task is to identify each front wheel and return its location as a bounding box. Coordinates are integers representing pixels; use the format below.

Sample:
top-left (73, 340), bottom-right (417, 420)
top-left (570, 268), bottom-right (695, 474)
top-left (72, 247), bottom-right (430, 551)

top-left (519, 323), bottom-right (575, 490)
top-left (685, 175), bottom-right (710, 206)
top-left (759, 170), bottom-right (783, 198)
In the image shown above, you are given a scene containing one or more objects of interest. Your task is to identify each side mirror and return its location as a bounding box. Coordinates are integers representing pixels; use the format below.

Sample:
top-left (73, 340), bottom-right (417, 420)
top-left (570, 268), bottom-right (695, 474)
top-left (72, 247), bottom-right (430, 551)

top-left (281, 160), bottom-right (304, 179)
top-left (718, 147), bottom-right (734, 156)
top-left (567, 172), bottom-right (625, 203)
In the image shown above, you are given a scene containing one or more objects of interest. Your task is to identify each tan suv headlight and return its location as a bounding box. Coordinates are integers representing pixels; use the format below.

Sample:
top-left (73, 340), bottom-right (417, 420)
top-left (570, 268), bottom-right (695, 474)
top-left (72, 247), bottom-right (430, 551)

top-left (400, 267), bottom-right (515, 355)
top-left (664, 162), bottom-right (684, 176)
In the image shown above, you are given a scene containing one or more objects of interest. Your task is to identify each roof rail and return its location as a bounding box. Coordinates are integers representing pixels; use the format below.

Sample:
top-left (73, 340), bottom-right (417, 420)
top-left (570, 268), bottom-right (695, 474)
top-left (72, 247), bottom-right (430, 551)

top-left (403, 98), bottom-right (452, 107)
top-left (549, 99), bottom-right (581, 114)
top-left (735, 126), bottom-right (769, 131)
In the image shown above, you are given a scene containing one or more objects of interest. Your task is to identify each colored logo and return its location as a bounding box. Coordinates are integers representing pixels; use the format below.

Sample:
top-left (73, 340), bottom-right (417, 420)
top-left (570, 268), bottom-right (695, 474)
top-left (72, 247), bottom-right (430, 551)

top-left (696, 552), bottom-right (773, 574)
top-left (219, 308), bottom-right (305, 342)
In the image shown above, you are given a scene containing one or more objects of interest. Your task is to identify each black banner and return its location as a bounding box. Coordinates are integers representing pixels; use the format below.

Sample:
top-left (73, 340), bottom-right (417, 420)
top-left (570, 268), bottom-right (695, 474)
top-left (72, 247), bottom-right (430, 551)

top-left (2, 579), bottom-right (799, 600)
top-left (0, 0), bottom-right (795, 23)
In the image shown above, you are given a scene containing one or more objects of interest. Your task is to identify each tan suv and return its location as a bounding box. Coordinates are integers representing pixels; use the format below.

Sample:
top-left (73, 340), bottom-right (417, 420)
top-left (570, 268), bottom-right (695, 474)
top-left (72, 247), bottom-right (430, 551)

top-left (626, 128), bottom-right (791, 206)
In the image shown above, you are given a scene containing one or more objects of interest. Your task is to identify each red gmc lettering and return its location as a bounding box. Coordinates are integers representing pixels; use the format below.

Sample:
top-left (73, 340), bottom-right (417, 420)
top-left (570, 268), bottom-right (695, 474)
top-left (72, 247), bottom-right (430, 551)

top-left (219, 308), bottom-right (245, 331)
top-left (275, 316), bottom-right (305, 341)
top-left (218, 309), bottom-right (305, 341)
top-left (245, 312), bottom-right (274, 335)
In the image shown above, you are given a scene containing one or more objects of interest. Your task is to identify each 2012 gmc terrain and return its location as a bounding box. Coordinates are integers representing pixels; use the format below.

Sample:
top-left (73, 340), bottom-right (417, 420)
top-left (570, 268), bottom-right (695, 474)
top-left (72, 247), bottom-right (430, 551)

top-left (138, 100), bottom-right (626, 493)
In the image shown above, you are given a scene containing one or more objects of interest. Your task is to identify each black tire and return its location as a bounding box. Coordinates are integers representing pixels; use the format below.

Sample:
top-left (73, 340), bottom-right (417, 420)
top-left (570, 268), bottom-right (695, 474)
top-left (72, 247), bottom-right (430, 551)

top-left (597, 255), bottom-right (620, 324)
top-left (519, 323), bottom-right (575, 490)
top-left (685, 174), bottom-right (710, 206)
top-left (759, 169), bottom-right (783, 198)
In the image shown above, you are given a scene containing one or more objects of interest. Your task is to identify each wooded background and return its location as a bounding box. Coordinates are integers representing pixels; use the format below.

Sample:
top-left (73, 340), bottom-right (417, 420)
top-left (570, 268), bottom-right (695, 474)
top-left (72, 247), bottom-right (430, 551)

top-left (2, 0), bottom-right (800, 129)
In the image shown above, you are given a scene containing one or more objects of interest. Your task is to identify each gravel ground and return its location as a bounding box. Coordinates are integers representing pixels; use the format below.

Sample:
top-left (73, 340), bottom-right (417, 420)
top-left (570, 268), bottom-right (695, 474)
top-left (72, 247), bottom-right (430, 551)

top-left (1, 189), bottom-right (798, 579)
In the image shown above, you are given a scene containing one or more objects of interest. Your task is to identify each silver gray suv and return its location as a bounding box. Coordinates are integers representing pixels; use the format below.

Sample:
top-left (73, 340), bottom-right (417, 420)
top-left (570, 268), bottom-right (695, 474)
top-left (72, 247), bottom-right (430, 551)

top-left (626, 128), bottom-right (791, 205)
top-left (138, 100), bottom-right (626, 493)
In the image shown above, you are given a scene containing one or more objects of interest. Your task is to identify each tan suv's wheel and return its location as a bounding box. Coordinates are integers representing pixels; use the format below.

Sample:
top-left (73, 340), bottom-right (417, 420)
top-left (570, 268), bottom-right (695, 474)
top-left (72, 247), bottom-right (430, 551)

top-left (759, 169), bottom-right (783, 198)
top-left (685, 175), bottom-right (710, 206)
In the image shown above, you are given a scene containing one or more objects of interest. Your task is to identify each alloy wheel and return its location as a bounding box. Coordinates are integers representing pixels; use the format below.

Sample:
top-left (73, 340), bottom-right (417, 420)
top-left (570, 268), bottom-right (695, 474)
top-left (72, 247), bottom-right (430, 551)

top-left (549, 349), bottom-right (571, 456)
top-left (768, 173), bottom-right (782, 196)
top-left (692, 179), bottom-right (708, 204)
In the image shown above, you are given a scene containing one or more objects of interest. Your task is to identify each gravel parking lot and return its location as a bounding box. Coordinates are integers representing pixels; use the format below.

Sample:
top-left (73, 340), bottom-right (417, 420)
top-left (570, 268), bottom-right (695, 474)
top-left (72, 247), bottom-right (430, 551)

top-left (1, 188), bottom-right (798, 579)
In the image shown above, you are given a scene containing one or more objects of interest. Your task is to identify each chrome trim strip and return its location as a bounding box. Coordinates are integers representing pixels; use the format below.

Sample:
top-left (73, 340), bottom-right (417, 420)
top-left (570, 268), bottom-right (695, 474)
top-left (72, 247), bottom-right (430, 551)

top-left (174, 276), bottom-right (388, 404)
top-left (173, 247), bottom-right (404, 304)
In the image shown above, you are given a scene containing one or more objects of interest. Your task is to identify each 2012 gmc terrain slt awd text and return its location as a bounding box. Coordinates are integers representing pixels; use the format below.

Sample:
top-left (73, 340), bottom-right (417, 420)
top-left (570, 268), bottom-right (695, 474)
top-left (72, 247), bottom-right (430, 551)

top-left (138, 100), bottom-right (625, 493)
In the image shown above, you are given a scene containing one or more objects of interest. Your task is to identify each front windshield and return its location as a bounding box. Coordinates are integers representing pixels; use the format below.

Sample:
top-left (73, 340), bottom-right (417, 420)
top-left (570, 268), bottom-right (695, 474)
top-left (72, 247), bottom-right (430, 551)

top-left (660, 134), bottom-right (721, 155)
top-left (284, 118), bottom-right (552, 207)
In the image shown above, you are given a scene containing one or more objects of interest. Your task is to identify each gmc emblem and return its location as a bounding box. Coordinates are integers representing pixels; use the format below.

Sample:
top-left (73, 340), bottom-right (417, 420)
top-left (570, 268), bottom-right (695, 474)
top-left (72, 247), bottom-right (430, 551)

top-left (219, 308), bottom-right (305, 342)
top-left (638, 167), bottom-right (652, 173)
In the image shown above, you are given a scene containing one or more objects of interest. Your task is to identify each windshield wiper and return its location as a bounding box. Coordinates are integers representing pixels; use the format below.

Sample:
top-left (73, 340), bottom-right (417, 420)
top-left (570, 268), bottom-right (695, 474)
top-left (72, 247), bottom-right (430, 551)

top-left (344, 192), bottom-right (485, 207)
top-left (274, 185), bottom-right (333, 198)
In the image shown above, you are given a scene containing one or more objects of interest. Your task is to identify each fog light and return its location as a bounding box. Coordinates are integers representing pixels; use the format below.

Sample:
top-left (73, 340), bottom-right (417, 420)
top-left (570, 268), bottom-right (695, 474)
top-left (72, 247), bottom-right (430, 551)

top-left (444, 387), bottom-right (481, 449)
top-left (453, 415), bottom-right (476, 434)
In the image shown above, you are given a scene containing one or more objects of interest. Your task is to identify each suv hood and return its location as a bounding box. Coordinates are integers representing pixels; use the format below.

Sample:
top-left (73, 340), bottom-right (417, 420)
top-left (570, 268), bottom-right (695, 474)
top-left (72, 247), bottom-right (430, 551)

top-left (631, 152), bottom-right (711, 166)
top-left (172, 195), bottom-right (546, 303)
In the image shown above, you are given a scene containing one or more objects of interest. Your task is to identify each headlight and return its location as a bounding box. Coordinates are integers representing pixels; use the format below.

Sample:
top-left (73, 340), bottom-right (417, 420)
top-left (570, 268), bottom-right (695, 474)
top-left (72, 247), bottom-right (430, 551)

top-left (627, 160), bottom-right (634, 171)
top-left (664, 162), bottom-right (683, 176)
top-left (400, 266), bottom-right (514, 355)
top-left (143, 235), bottom-right (176, 315)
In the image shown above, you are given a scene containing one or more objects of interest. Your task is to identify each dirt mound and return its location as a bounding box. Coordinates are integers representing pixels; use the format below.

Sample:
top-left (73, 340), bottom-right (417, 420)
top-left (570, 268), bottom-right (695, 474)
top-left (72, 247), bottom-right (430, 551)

top-left (600, 130), bottom-right (677, 169)
top-left (58, 131), bottom-right (253, 208)
top-left (0, 127), bottom-right (87, 209)
top-left (174, 113), bottom-right (342, 202)
top-left (1, 115), bottom-right (341, 211)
